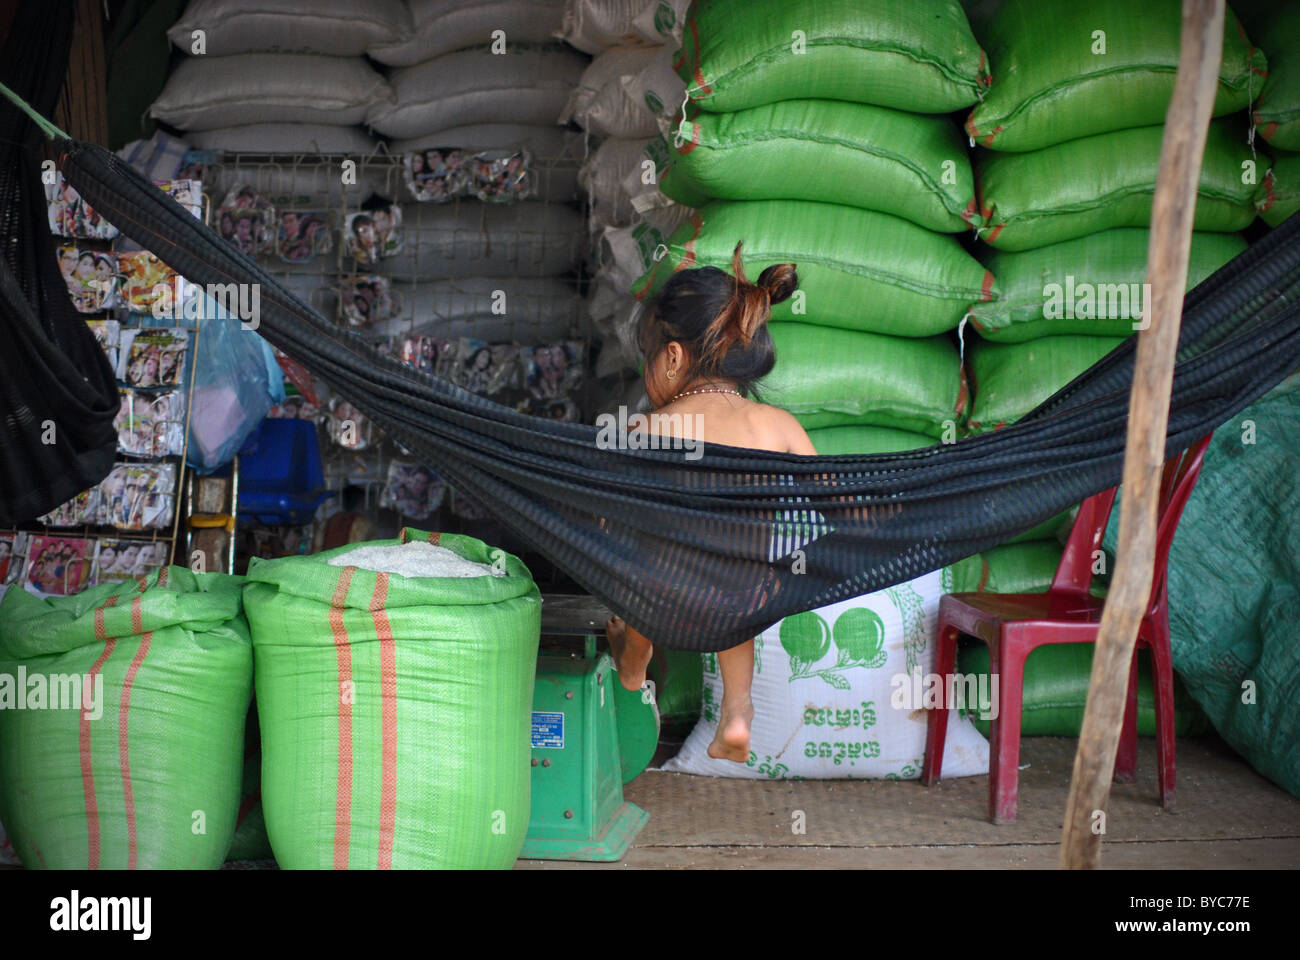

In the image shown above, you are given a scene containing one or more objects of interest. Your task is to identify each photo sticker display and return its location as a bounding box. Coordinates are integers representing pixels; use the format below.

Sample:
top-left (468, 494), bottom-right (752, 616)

top-left (92, 539), bottom-right (168, 584)
top-left (404, 149), bottom-right (533, 203)
top-left (339, 276), bottom-right (399, 327)
top-left (98, 462), bottom-right (177, 531)
top-left (119, 328), bottom-right (189, 388)
top-left (217, 183), bottom-right (275, 256)
top-left (46, 172), bottom-right (119, 240)
top-left (116, 251), bottom-right (179, 314)
top-left (0, 533), bottom-right (29, 585)
top-left (155, 179), bottom-right (202, 220)
top-left (380, 462), bottom-right (445, 520)
top-left (114, 388), bottom-right (187, 458)
top-left (58, 245), bottom-right (118, 313)
top-left (345, 203), bottom-right (402, 266)
top-left (84, 319), bottom-right (121, 370)
top-left (24, 536), bottom-right (93, 596)
top-left (276, 211), bottom-right (332, 263)
top-left (38, 487), bottom-right (102, 528)
top-left (405, 148), bottom-right (469, 202)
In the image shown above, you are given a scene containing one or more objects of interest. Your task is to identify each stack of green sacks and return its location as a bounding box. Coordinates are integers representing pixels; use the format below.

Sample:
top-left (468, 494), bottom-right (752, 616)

top-left (1236, 1), bottom-right (1300, 227)
top-left (952, 0), bottom-right (1257, 735)
top-left (637, 0), bottom-right (995, 454)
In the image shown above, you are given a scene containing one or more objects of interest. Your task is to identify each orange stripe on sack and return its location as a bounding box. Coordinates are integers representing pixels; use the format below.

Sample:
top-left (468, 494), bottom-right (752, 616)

top-left (157, 566), bottom-right (168, 587)
top-left (82, 595), bottom-right (121, 870)
top-left (426, 530), bottom-right (441, 546)
top-left (371, 573), bottom-right (398, 870)
top-left (962, 196), bottom-right (979, 225)
top-left (986, 223), bottom-right (1004, 245)
top-left (1260, 120), bottom-right (1278, 141)
top-left (1260, 171), bottom-right (1276, 213)
top-left (119, 595), bottom-right (151, 870)
top-left (980, 270), bottom-right (995, 302)
top-left (678, 212), bottom-right (704, 271)
top-left (688, 15), bottom-right (711, 97)
top-left (329, 566), bottom-right (357, 870)
top-left (677, 121), bottom-right (702, 155)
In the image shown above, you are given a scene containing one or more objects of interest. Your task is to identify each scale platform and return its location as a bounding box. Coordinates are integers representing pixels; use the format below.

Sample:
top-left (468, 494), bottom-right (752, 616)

top-left (519, 595), bottom-right (657, 862)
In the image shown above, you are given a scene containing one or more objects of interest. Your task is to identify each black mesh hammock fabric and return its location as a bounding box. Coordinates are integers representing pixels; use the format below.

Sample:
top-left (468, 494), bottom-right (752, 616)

top-left (0, 4), bottom-right (120, 526)
top-left (41, 135), bottom-right (1300, 650)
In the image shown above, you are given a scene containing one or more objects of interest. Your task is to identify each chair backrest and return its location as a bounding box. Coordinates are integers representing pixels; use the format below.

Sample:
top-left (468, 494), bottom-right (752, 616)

top-left (1050, 435), bottom-right (1212, 613)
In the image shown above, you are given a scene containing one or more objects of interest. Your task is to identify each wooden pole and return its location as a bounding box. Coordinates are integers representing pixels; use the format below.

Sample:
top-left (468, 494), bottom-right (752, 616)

top-left (1060, 0), bottom-right (1224, 869)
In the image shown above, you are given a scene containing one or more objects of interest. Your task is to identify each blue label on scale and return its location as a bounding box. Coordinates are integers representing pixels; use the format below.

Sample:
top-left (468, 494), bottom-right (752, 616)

top-left (531, 711), bottom-right (564, 749)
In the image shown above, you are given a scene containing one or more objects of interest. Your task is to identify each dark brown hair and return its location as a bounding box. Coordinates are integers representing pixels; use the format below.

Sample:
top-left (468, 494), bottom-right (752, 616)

top-left (638, 241), bottom-right (797, 397)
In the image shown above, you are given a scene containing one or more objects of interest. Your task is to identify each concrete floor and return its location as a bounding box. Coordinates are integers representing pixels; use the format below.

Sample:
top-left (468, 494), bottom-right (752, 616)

top-left (515, 735), bottom-right (1300, 869)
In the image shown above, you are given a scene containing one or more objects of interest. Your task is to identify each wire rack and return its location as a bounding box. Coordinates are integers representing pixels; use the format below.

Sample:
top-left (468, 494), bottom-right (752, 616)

top-left (196, 138), bottom-right (601, 543)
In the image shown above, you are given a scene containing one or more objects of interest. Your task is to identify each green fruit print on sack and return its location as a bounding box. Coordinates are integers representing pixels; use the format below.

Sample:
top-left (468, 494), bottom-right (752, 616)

top-left (780, 611), bottom-right (832, 671)
top-left (832, 608), bottom-right (887, 669)
top-left (784, 608), bottom-right (889, 689)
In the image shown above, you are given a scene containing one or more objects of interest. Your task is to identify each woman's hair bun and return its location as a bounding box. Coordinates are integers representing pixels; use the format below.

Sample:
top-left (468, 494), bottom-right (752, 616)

top-left (757, 262), bottom-right (798, 305)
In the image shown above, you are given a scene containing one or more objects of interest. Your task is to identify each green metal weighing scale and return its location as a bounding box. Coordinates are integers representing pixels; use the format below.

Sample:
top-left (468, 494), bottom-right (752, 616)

top-left (520, 594), bottom-right (659, 862)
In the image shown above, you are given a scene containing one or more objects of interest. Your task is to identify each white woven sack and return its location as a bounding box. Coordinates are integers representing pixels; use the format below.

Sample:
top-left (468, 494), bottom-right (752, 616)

top-left (188, 123), bottom-right (379, 155)
top-left (662, 570), bottom-right (991, 780)
top-left (629, 0), bottom-right (690, 45)
top-left (150, 54), bottom-right (393, 131)
top-left (167, 0), bottom-right (412, 56)
top-left (561, 46), bottom-right (660, 138)
top-left (391, 125), bottom-right (585, 203)
top-left (367, 46), bottom-right (589, 140)
top-left (581, 136), bottom-right (653, 229)
top-left (375, 201), bottom-right (586, 279)
top-left (597, 220), bottom-right (669, 292)
top-left (380, 276), bottom-right (585, 342)
top-left (619, 43), bottom-right (686, 133)
top-left (559, 0), bottom-right (688, 53)
top-left (370, 0), bottom-right (565, 66)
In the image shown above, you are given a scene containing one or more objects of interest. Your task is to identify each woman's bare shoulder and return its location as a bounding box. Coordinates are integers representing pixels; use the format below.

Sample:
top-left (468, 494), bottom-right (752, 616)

top-left (755, 402), bottom-right (817, 455)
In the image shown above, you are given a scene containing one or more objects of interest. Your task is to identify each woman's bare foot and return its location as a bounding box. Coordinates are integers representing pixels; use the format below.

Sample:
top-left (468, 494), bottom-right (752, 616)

top-left (707, 696), bottom-right (754, 762)
top-left (606, 616), bottom-right (653, 692)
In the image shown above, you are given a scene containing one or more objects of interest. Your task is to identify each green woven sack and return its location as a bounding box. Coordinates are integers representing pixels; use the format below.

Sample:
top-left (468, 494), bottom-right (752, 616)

top-left (225, 705), bottom-right (273, 862)
top-left (661, 99), bottom-right (980, 233)
top-left (1258, 151), bottom-right (1300, 228)
top-left (976, 121), bottom-right (1257, 251)
top-left (965, 0), bottom-right (1266, 152)
top-left (943, 540), bottom-right (1069, 595)
top-left (970, 229), bottom-right (1248, 342)
top-left (0, 567), bottom-right (251, 869)
top-left (633, 200), bottom-right (997, 337)
top-left (244, 528), bottom-right (540, 870)
top-left (806, 425), bottom-right (939, 456)
top-left (958, 642), bottom-right (1210, 738)
top-left (1235, 0), bottom-right (1300, 151)
top-left (968, 334), bottom-right (1126, 432)
top-left (761, 323), bottom-right (966, 436)
top-left (648, 650), bottom-right (704, 738)
top-left (675, 0), bottom-right (989, 114)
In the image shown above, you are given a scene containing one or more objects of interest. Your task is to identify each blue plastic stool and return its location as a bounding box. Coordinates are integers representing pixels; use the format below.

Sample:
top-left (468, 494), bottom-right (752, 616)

top-left (236, 419), bottom-right (335, 526)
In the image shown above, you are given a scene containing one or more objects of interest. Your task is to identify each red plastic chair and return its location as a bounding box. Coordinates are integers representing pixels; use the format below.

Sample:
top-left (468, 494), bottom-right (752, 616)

top-left (922, 436), bottom-right (1212, 823)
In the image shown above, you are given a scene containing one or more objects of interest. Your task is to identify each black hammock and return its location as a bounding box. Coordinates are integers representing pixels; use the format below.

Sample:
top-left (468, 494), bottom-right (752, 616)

top-left (32, 135), bottom-right (1300, 650)
top-left (0, 5), bottom-right (119, 525)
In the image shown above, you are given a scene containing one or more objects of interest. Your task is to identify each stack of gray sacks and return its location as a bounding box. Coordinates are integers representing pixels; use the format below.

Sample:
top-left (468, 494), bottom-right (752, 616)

top-left (148, 0), bottom-right (592, 351)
